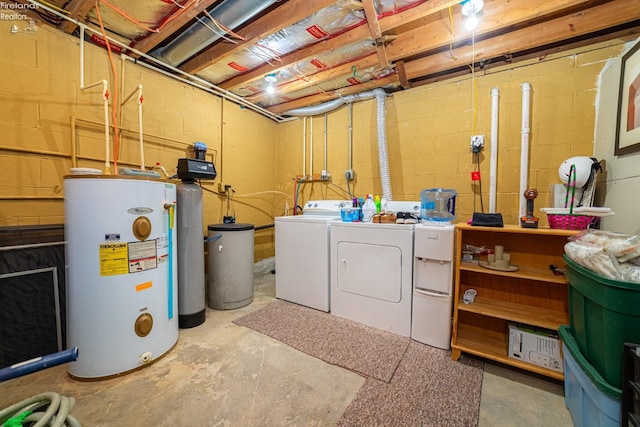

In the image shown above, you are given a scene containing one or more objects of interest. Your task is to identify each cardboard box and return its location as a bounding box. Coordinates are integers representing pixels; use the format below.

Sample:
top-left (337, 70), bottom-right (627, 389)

top-left (508, 323), bottom-right (563, 373)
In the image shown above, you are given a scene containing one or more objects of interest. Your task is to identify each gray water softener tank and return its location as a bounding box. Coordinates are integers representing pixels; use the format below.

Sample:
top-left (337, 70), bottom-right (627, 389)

top-left (177, 181), bottom-right (206, 328)
top-left (207, 223), bottom-right (255, 310)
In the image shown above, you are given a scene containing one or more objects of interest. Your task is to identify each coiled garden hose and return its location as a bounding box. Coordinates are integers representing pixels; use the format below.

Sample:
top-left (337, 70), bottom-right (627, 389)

top-left (0, 392), bottom-right (81, 427)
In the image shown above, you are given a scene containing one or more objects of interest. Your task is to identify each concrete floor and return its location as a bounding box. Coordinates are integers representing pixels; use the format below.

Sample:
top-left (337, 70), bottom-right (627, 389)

top-left (0, 273), bottom-right (573, 426)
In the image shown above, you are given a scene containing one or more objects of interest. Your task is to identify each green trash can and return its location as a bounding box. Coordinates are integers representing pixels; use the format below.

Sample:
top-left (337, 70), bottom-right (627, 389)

top-left (565, 255), bottom-right (640, 389)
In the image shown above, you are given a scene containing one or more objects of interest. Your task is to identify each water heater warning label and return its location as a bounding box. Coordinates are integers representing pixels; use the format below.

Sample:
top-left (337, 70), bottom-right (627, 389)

top-left (99, 243), bottom-right (129, 276)
top-left (128, 240), bottom-right (157, 273)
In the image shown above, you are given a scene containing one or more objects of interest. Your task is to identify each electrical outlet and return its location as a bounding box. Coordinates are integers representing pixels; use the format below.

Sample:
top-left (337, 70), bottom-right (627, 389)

top-left (217, 183), bottom-right (232, 193)
top-left (345, 169), bottom-right (355, 181)
top-left (470, 135), bottom-right (484, 152)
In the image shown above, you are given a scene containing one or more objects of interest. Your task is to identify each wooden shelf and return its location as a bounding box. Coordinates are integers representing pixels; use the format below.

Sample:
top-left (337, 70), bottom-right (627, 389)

top-left (457, 296), bottom-right (569, 330)
top-left (451, 224), bottom-right (575, 380)
top-left (452, 325), bottom-right (564, 381)
top-left (455, 223), bottom-right (578, 237)
top-left (460, 262), bottom-right (567, 285)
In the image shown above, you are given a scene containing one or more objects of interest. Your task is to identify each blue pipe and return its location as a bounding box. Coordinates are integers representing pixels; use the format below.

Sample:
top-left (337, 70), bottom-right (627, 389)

top-left (0, 347), bottom-right (79, 382)
top-left (167, 206), bottom-right (175, 319)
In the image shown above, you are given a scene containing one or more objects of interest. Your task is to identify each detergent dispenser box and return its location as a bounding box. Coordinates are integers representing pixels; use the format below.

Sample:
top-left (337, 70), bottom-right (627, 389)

top-left (508, 323), bottom-right (563, 373)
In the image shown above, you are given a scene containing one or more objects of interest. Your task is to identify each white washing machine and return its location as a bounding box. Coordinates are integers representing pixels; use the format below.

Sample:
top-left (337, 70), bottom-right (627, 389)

top-left (329, 201), bottom-right (420, 337)
top-left (411, 223), bottom-right (455, 349)
top-left (275, 200), bottom-right (351, 312)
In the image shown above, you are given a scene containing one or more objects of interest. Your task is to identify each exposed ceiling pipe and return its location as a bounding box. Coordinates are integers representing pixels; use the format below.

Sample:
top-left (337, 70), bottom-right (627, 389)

top-left (27, 0), bottom-right (289, 123)
top-left (284, 88), bottom-right (393, 201)
top-left (151, 0), bottom-right (280, 66)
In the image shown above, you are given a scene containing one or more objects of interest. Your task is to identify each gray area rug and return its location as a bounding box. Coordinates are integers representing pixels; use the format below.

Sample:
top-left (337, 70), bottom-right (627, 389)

top-left (233, 300), bottom-right (410, 382)
top-left (233, 300), bottom-right (483, 426)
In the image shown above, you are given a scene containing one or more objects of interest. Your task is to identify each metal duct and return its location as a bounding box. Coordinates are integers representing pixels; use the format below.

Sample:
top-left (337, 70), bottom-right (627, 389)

top-left (284, 89), bottom-right (393, 201)
top-left (151, 0), bottom-right (280, 66)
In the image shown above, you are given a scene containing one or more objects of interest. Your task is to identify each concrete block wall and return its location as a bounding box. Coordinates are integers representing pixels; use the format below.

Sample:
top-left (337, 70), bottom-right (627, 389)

top-left (0, 20), bottom-right (278, 260)
top-left (277, 40), bottom-right (626, 226)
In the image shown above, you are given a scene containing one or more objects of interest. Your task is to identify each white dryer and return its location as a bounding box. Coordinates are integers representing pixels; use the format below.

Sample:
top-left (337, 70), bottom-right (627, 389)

top-left (275, 200), bottom-right (351, 312)
top-left (329, 201), bottom-right (419, 337)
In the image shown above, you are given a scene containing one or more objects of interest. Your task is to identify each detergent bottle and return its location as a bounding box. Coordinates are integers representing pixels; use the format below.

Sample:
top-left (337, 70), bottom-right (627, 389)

top-left (362, 194), bottom-right (377, 222)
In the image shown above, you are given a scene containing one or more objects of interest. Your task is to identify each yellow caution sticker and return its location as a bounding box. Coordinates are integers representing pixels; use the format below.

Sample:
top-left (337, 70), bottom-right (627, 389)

top-left (99, 243), bottom-right (129, 276)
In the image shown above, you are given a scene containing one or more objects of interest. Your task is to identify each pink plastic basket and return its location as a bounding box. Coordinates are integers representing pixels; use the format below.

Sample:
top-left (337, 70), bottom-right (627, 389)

top-left (548, 164), bottom-right (596, 230)
top-left (547, 214), bottom-right (594, 230)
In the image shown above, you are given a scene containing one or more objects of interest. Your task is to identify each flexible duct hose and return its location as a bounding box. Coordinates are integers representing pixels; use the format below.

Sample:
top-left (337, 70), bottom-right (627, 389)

top-left (283, 88), bottom-right (393, 200)
top-left (375, 89), bottom-right (392, 201)
top-left (0, 392), bottom-right (81, 427)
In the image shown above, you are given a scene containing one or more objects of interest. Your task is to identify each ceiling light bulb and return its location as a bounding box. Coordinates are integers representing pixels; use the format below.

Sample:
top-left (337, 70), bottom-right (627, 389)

top-left (265, 84), bottom-right (276, 95)
top-left (465, 15), bottom-right (479, 31)
top-left (461, 0), bottom-right (484, 17)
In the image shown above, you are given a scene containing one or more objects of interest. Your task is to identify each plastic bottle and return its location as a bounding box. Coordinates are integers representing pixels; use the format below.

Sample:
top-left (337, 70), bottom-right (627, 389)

top-left (374, 195), bottom-right (381, 213)
top-left (362, 194), bottom-right (377, 222)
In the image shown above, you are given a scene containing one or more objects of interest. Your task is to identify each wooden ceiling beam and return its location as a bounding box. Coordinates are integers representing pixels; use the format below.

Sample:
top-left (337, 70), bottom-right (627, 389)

top-left (251, 53), bottom-right (380, 105)
top-left (131, 0), bottom-right (221, 55)
top-left (246, 0), bottom-right (600, 102)
top-left (362, 0), bottom-right (389, 68)
top-left (58, 0), bottom-right (95, 34)
top-left (181, 0), bottom-right (337, 74)
top-left (384, 0), bottom-right (599, 61)
top-left (403, 0), bottom-right (640, 81)
top-left (267, 74), bottom-right (400, 114)
top-left (218, 0), bottom-right (461, 91)
top-left (265, 0), bottom-right (604, 99)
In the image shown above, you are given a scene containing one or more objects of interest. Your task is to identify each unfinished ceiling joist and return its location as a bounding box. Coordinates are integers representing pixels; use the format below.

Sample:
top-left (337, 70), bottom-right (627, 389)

top-left (19, 0), bottom-right (640, 118)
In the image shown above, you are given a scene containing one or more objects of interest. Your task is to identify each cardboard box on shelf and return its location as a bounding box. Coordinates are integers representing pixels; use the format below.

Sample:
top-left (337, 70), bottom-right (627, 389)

top-left (508, 323), bottom-right (563, 373)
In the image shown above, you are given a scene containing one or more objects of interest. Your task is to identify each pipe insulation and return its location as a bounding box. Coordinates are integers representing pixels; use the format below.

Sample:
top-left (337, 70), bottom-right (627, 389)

top-left (519, 82), bottom-right (532, 218)
top-left (284, 88), bottom-right (393, 200)
top-left (489, 87), bottom-right (499, 213)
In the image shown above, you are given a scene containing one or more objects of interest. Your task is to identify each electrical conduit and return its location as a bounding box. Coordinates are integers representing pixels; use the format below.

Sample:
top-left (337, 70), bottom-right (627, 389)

top-left (284, 88), bottom-right (393, 201)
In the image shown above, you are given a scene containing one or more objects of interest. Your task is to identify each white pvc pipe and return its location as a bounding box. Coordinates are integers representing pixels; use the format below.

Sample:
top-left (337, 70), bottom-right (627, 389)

top-left (310, 116), bottom-right (313, 179)
top-left (519, 82), bottom-right (532, 218)
top-left (102, 82), bottom-right (110, 172)
top-left (323, 113), bottom-right (328, 173)
top-left (348, 103), bottom-right (353, 170)
top-left (489, 87), bottom-right (499, 213)
top-left (138, 85), bottom-right (144, 170)
top-left (27, 0), bottom-right (288, 123)
top-left (79, 24), bottom-right (111, 173)
top-left (302, 117), bottom-right (307, 178)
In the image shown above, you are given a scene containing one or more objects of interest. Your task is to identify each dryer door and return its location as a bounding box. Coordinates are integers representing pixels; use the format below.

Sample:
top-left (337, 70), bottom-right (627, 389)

top-left (336, 241), bottom-right (402, 303)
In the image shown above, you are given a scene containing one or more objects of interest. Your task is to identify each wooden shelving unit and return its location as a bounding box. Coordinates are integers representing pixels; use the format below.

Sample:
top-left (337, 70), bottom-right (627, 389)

top-left (451, 224), bottom-right (579, 380)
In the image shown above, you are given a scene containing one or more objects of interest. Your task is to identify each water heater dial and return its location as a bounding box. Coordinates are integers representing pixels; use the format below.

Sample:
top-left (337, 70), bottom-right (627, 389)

top-left (132, 216), bottom-right (152, 241)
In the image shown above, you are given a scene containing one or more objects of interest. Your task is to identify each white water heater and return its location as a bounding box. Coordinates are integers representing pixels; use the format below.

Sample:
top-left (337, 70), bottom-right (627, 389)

top-left (64, 176), bottom-right (178, 379)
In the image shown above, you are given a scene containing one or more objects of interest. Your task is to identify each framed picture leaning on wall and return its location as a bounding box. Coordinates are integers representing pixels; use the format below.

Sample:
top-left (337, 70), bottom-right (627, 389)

top-left (616, 39), bottom-right (640, 156)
